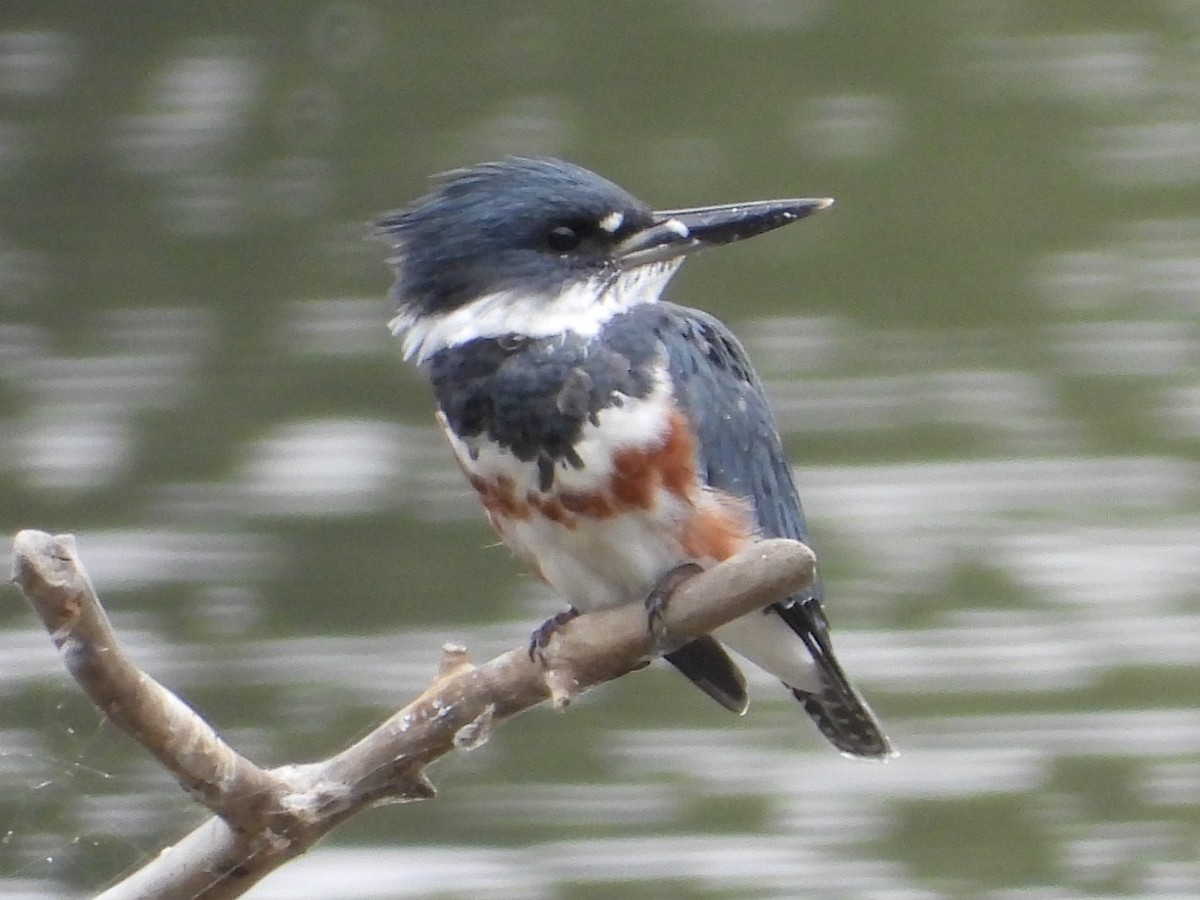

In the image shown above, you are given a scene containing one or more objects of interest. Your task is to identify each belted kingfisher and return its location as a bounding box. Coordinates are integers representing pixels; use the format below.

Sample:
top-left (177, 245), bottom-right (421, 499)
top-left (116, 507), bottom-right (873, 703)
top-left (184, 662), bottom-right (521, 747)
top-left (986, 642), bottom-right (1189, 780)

top-left (376, 157), bottom-right (891, 759)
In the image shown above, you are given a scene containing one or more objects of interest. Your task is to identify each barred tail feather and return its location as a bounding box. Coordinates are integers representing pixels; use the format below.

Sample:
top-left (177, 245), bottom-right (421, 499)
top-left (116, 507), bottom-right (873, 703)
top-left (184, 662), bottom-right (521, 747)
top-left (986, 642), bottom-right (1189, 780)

top-left (778, 597), bottom-right (894, 759)
top-left (791, 680), bottom-right (893, 759)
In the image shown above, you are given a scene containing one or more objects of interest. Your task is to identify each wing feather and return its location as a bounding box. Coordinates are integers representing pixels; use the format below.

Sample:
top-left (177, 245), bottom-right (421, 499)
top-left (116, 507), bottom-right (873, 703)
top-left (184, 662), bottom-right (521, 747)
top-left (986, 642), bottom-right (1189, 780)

top-left (610, 304), bottom-right (891, 756)
top-left (632, 302), bottom-right (818, 584)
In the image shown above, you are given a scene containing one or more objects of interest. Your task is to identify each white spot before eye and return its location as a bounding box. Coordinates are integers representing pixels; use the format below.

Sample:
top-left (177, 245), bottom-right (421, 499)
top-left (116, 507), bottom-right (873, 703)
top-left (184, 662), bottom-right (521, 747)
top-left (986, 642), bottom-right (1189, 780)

top-left (663, 218), bottom-right (690, 238)
top-left (598, 210), bottom-right (624, 233)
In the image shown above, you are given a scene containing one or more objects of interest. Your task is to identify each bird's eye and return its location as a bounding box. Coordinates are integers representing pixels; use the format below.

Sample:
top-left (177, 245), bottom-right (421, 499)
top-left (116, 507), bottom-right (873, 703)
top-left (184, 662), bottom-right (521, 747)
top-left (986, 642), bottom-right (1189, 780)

top-left (546, 225), bottom-right (582, 253)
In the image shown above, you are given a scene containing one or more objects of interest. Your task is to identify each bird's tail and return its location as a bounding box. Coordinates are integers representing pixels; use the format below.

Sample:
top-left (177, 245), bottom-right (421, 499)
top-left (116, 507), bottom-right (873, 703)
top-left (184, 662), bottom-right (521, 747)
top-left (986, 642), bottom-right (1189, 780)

top-left (791, 683), bottom-right (892, 759)
top-left (786, 598), bottom-right (894, 759)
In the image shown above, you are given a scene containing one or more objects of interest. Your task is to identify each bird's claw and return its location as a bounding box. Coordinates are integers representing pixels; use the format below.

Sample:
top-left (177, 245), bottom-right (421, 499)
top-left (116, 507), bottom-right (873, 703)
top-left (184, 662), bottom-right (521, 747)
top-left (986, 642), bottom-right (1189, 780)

top-left (644, 562), bottom-right (704, 649)
top-left (527, 607), bottom-right (581, 663)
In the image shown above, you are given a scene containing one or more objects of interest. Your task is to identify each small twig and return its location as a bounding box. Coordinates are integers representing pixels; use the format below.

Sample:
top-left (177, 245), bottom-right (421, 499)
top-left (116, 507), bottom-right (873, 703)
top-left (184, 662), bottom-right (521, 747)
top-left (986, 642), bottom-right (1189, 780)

top-left (10, 529), bottom-right (816, 900)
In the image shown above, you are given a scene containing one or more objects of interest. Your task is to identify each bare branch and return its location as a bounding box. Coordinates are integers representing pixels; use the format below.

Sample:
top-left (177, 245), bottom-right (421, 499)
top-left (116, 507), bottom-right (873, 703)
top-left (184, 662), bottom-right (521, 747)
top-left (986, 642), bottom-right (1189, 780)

top-left (11, 531), bottom-right (282, 833)
top-left (9, 529), bottom-right (815, 900)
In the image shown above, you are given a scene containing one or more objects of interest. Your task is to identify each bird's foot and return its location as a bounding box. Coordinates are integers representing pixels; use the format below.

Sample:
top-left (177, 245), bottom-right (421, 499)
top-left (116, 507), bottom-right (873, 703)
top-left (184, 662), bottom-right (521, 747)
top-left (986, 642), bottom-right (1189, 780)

top-left (644, 562), bottom-right (704, 649)
top-left (527, 607), bottom-right (581, 663)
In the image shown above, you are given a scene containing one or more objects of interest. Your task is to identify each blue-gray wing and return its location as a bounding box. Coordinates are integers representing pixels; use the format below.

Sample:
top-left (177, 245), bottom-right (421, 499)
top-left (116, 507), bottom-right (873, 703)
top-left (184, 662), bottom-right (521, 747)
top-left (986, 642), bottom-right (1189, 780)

top-left (612, 305), bottom-right (894, 757)
top-left (633, 302), bottom-right (818, 586)
top-left (625, 301), bottom-right (841, 650)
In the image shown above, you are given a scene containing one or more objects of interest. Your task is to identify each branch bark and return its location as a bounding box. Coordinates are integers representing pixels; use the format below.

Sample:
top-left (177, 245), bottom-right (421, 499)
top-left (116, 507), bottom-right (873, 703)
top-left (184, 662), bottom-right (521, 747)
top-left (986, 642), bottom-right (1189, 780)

top-left (9, 528), bottom-right (816, 900)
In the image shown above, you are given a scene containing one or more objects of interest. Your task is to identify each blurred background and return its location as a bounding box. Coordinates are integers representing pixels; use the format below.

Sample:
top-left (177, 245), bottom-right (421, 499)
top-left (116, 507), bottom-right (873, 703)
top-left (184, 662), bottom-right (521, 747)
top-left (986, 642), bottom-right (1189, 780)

top-left (1, 2), bottom-right (1199, 897)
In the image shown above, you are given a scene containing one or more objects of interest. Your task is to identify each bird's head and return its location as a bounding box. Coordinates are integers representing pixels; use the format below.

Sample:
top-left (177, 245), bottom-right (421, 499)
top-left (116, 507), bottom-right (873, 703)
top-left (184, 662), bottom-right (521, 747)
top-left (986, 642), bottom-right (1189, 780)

top-left (374, 157), bottom-right (831, 363)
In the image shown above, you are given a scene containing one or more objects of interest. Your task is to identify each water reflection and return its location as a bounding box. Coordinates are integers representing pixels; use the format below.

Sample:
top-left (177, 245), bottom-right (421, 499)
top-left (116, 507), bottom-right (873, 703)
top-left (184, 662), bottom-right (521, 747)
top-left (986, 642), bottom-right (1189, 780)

top-left (115, 40), bottom-right (261, 178)
top-left (1, 4), bottom-right (1198, 898)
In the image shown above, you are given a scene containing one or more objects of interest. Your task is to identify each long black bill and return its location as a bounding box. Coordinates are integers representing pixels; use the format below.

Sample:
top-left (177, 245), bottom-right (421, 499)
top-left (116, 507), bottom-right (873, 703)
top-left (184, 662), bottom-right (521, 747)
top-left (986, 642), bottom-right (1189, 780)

top-left (615, 197), bottom-right (833, 268)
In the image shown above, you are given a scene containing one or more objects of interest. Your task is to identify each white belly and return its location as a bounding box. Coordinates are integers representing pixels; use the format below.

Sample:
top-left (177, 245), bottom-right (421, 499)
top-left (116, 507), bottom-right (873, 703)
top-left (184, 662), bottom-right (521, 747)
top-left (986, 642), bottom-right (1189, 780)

top-left (496, 493), bottom-right (823, 692)
top-left (495, 489), bottom-right (693, 611)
